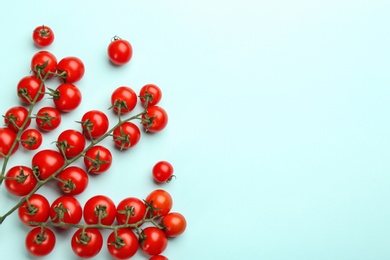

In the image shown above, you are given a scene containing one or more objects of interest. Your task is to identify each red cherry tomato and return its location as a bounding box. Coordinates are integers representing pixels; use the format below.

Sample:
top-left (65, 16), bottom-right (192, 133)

top-left (4, 166), bottom-right (37, 196)
top-left (17, 76), bottom-right (45, 104)
top-left (139, 83), bottom-right (162, 107)
top-left (150, 255), bottom-right (169, 260)
top-left (140, 227), bottom-right (168, 256)
top-left (57, 56), bottom-right (85, 83)
top-left (112, 122), bottom-right (141, 150)
top-left (111, 86), bottom-right (137, 114)
top-left (116, 197), bottom-right (147, 226)
top-left (20, 129), bottom-right (43, 150)
top-left (152, 161), bottom-right (174, 183)
top-left (56, 129), bottom-right (86, 158)
top-left (18, 193), bottom-right (50, 226)
top-left (4, 106), bottom-right (31, 133)
top-left (84, 145), bottom-right (112, 174)
top-left (57, 166), bottom-right (89, 195)
top-left (107, 36), bottom-right (133, 65)
top-left (145, 189), bottom-right (173, 217)
top-left (83, 195), bottom-right (116, 225)
top-left (107, 228), bottom-right (138, 259)
top-left (161, 212), bottom-right (187, 237)
top-left (31, 51), bottom-right (57, 79)
top-left (142, 106), bottom-right (168, 133)
top-left (52, 83), bottom-right (82, 112)
top-left (0, 128), bottom-right (18, 158)
top-left (80, 110), bottom-right (109, 139)
top-left (25, 227), bottom-right (56, 257)
top-left (32, 149), bottom-right (65, 180)
top-left (49, 195), bottom-right (82, 228)
top-left (71, 228), bottom-right (103, 259)
top-left (32, 25), bottom-right (54, 47)
top-left (35, 106), bottom-right (61, 132)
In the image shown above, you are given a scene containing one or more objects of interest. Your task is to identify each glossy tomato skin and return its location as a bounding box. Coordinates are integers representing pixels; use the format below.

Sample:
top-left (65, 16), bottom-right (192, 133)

top-left (107, 38), bottom-right (133, 65)
top-left (111, 86), bottom-right (137, 114)
top-left (140, 227), bottom-right (168, 256)
top-left (25, 227), bottom-right (56, 257)
top-left (50, 195), bottom-right (82, 228)
top-left (145, 189), bottom-right (173, 217)
top-left (139, 84), bottom-right (162, 107)
top-left (71, 228), bottom-right (103, 259)
top-left (56, 129), bottom-right (86, 158)
top-left (0, 128), bottom-right (18, 158)
top-left (20, 129), bottom-right (43, 150)
top-left (80, 110), bottom-right (109, 139)
top-left (57, 56), bottom-right (85, 83)
top-left (18, 193), bottom-right (50, 226)
top-left (107, 228), bottom-right (138, 259)
top-left (4, 166), bottom-right (37, 196)
top-left (161, 212), bottom-right (187, 237)
top-left (4, 106), bottom-right (31, 133)
top-left (116, 197), bottom-right (147, 226)
top-left (150, 255), bottom-right (169, 260)
top-left (142, 106), bottom-right (168, 133)
top-left (83, 195), bottom-right (116, 225)
top-left (152, 161), bottom-right (174, 183)
top-left (31, 51), bottom-right (57, 78)
top-left (84, 145), bottom-right (112, 174)
top-left (35, 106), bottom-right (62, 132)
top-left (17, 76), bottom-right (45, 104)
top-left (32, 25), bottom-right (54, 47)
top-left (32, 149), bottom-right (65, 180)
top-left (57, 166), bottom-right (89, 195)
top-left (113, 122), bottom-right (141, 150)
top-left (53, 83), bottom-right (82, 112)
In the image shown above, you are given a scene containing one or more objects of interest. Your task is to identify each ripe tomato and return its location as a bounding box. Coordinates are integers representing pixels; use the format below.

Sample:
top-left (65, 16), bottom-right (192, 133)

top-left (17, 75), bottom-right (45, 104)
top-left (84, 145), bottom-right (112, 174)
top-left (140, 227), bottom-right (168, 256)
top-left (31, 51), bottom-right (57, 79)
top-left (32, 149), bottom-right (65, 180)
top-left (56, 129), bottom-right (86, 158)
top-left (145, 189), bottom-right (172, 217)
top-left (57, 166), bottom-right (88, 195)
top-left (142, 106), bottom-right (168, 133)
top-left (152, 161), bottom-right (174, 183)
top-left (150, 255), bottom-right (168, 260)
top-left (80, 110), bottom-right (109, 139)
top-left (50, 195), bottom-right (82, 228)
top-left (52, 83), bottom-right (82, 112)
top-left (0, 128), bottom-right (18, 158)
top-left (32, 25), bottom-right (54, 47)
top-left (84, 195), bottom-right (116, 225)
top-left (71, 228), bottom-right (103, 259)
top-left (25, 227), bottom-right (56, 257)
top-left (107, 36), bottom-right (133, 65)
top-left (111, 86), bottom-right (137, 114)
top-left (113, 122), bottom-right (141, 150)
top-left (35, 106), bottom-right (61, 132)
top-left (57, 56), bottom-right (85, 83)
top-left (4, 166), bottom-right (37, 196)
top-left (139, 84), bottom-right (162, 107)
top-left (116, 197), bottom-right (147, 226)
top-left (20, 129), bottom-right (43, 150)
top-left (107, 228), bottom-right (138, 259)
top-left (18, 194), bottom-right (50, 226)
top-left (4, 106), bottom-right (31, 133)
top-left (161, 212), bottom-right (187, 237)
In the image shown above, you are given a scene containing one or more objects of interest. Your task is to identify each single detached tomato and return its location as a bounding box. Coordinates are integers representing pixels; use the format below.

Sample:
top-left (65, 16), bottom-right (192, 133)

top-left (80, 110), bottom-right (109, 139)
top-left (20, 129), bottom-right (43, 150)
top-left (139, 83), bottom-right (162, 107)
top-left (107, 36), bottom-right (133, 65)
top-left (140, 227), bottom-right (168, 256)
top-left (145, 189), bottom-right (173, 218)
top-left (84, 145), bottom-right (112, 174)
top-left (32, 149), bottom-right (65, 180)
top-left (142, 106), bottom-right (168, 133)
top-left (50, 195), bottom-right (82, 228)
top-left (52, 83), bottom-right (82, 112)
top-left (0, 128), bottom-right (18, 158)
top-left (152, 161), bottom-right (174, 183)
top-left (107, 228), bottom-right (138, 259)
top-left (35, 106), bottom-right (61, 132)
top-left (113, 122), bottom-right (141, 150)
top-left (18, 193), bottom-right (50, 226)
top-left (25, 227), bottom-right (56, 257)
top-left (150, 255), bottom-right (168, 260)
top-left (56, 129), bottom-right (86, 158)
top-left (71, 228), bottom-right (103, 259)
top-left (4, 106), bottom-right (31, 133)
top-left (4, 166), bottom-right (37, 196)
top-left (111, 86), bottom-right (137, 114)
top-left (83, 195), bottom-right (116, 225)
top-left (116, 197), bottom-right (147, 226)
top-left (32, 25), bottom-right (54, 47)
top-left (161, 212), bottom-right (187, 237)
top-left (31, 51), bottom-right (57, 79)
top-left (17, 75), bottom-right (45, 104)
top-left (57, 166), bottom-right (89, 195)
top-left (57, 56), bottom-right (85, 83)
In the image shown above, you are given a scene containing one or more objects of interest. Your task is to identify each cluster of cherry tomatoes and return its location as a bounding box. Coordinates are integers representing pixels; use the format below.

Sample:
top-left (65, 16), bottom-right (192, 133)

top-left (0, 25), bottom-right (185, 259)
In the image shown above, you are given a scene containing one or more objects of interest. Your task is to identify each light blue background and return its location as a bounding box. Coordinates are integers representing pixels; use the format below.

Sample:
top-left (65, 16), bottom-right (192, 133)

top-left (1, 0), bottom-right (390, 259)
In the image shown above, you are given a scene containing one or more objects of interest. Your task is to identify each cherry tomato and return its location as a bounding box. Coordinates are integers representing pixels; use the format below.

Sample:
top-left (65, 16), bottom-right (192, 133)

top-left (80, 110), bottom-right (109, 139)
top-left (25, 227), bottom-right (56, 257)
top-left (32, 25), bottom-right (54, 47)
top-left (83, 195), bottom-right (116, 225)
top-left (161, 212), bottom-right (187, 237)
top-left (17, 75), bottom-right (45, 104)
top-left (4, 106), bottom-right (31, 133)
top-left (32, 149), bottom-right (65, 180)
top-left (56, 129), bottom-right (86, 158)
top-left (50, 195), bottom-right (82, 228)
top-left (84, 145), bottom-right (112, 174)
top-left (150, 255), bottom-right (169, 260)
top-left (116, 197), bottom-right (147, 226)
top-left (4, 166), bottom-right (37, 196)
top-left (145, 189), bottom-right (173, 217)
top-left (31, 51), bottom-right (57, 79)
top-left (111, 86), bottom-right (137, 114)
top-left (107, 36), bottom-right (133, 65)
top-left (107, 228), bottom-right (138, 259)
top-left (152, 161), bottom-right (174, 183)
top-left (35, 106), bottom-right (61, 132)
top-left (57, 56), bottom-right (85, 83)
top-left (20, 129), bottom-right (43, 150)
top-left (18, 194), bottom-right (50, 226)
top-left (71, 228), bottom-right (103, 259)
top-left (57, 166), bottom-right (89, 195)
top-left (140, 227), bottom-right (168, 256)
top-left (0, 128), bottom-right (18, 158)
top-left (52, 83), bottom-right (82, 112)
top-left (139, 84), bottom-right (162, 107)
top-left (113, 122), bottom-right (141, 150)
top-left (142, 106), bottom-right (168, 133)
